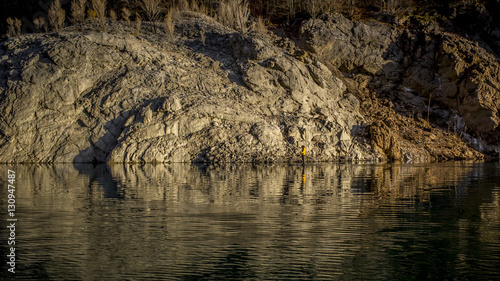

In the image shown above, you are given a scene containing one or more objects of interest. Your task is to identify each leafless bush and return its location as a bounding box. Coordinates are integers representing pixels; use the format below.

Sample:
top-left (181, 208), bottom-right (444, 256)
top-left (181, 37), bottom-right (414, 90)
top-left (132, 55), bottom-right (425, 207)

top-left (251, 16), bottom-right (267, 34)
top-left (379, 0), bottom-right (401, 13)
top-left (71, 0), bottom-right (87, 23)
top-left (345, 0), bottom-right (356, 17)
top-left (304, 0), bottom-right (327, 17)
top-left (217, 0), bottom-right (250, 33)
top-left (91, 0), bottom-right (106, 31)
top-left (49, 0), bottom-right (66, 32)
top-left (163, 8), bottom-right (178, 40)
top-left (34, 17), bottom-right (47, 33)
top-left (6, 17), bottom-right (22, 37)
top-left (140, 0), bottom-right (163, 24)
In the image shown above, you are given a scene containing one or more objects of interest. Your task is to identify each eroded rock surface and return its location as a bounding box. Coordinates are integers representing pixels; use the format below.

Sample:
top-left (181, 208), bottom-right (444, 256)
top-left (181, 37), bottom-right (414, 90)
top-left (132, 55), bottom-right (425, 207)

top-left (1, 13), bottom-right (499, 163)
top-left (0, 16), bottom-right (375, 163)
top-left (300, 13), bottom-right (500, 161)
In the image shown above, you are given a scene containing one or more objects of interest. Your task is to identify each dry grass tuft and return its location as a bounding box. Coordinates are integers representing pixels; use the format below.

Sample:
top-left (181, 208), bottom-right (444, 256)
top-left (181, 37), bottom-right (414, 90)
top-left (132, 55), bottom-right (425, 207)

top-left (217, 0), bottom-right (249, 33)
top-left (91, 0), bottom-right (106, 31)
top-left (199, 29), bottom-right (206, 46)
top-left (34, 17), bottom-right (47, 33)
top-left (163, 7), bottom-right (178, 41)
top-left (135, 15), bottom-right (142, 35)
top-left (178, 0), bottom-right (189, 12)
top-left (71, 0), bottom-right (87, 23)
top-left (6, 17), bottom-right (22, 37)
top-left (48, 0), bottom-right (66, 32)
top-left (189, 0), bottom-right (213, 17)
top-left (109, 10), bottom-right (117, 21)
top-left (122, 7), bottom-right (131, 26)
top-left (140, 0), bottom-right (163, 22)
top-left (87, 9), bottom-right (97, 20)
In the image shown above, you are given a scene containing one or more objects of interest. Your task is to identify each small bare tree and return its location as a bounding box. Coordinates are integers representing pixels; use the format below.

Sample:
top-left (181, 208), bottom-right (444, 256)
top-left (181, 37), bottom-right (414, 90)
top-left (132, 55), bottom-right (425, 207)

top-left (6, 17), bottom-right (22, 37)
top-left (71, 0), bottom-right (86, 23)
top-left (91, 0), bottom-right (106, 31)
top-left (48, 0), bottom-right (66, 32)
top-left (217, 0), bottom-right (250, 33)
top-left (305, 0), bottom-right (326, 17)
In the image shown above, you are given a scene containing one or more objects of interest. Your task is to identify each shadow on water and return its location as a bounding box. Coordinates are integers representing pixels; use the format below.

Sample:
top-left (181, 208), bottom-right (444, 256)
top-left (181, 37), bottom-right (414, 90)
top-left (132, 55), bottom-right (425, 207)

top-left (0, 162), bottom-right (498, 280)
top-left (74, 163), bottom-right (124, 199)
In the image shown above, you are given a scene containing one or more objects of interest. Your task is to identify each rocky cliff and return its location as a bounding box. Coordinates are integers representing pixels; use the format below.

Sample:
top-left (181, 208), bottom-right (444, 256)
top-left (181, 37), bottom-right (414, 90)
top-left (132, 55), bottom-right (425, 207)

top-left (0, 13), bottom-right (499, 163)
top-left (299, 14), bottom-right (500, 161)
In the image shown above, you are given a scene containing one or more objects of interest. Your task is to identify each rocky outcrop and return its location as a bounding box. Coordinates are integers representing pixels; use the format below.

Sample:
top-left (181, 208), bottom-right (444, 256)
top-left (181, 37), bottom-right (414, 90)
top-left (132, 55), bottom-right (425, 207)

top-left (0, 15), bottom-right (376, 163)
top-left (300, 13), bottom-right (500, 161)
top-left (1, 12), bottom-right (498, 163)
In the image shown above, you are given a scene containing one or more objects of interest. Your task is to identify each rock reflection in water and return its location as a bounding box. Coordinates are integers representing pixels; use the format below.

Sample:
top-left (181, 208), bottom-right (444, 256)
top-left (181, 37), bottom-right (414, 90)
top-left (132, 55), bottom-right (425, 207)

top-left (0, 163), bottom-right (499, 280)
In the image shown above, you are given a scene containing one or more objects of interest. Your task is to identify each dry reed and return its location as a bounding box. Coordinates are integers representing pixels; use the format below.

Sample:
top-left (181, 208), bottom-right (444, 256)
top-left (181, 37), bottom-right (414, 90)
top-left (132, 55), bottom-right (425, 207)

top-left (6, 17), bottom-right (22, 37)
top-left (71, 0), bottom-right (86, 23)
top-left (33, 17), bottom-right (47, 33)
top-left (91, 0), bottom-right (106, 31)
top-left (163, 7), bottom-right (178, 41)
top-left (217, 0), bottom-right (249, 33)
top-left (122, 7), bottom-right (131, 26)
top-left (48, 0), bottom-right (66, 32)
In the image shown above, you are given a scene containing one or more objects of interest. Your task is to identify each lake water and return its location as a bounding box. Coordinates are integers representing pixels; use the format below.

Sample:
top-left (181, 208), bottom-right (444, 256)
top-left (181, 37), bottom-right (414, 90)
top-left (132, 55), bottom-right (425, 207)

top-left (1, 162), bottom-right (499, 280)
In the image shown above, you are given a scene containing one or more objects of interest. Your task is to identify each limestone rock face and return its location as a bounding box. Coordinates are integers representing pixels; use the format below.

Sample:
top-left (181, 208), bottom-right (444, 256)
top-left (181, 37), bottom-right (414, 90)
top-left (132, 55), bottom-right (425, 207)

top-left (0, 17), bottom-right (376, 163)
top-left (300, 13), bottom-right (400, 76)
top-left (300, 13), bottom-right (500, 160)
top-left (2, 13), bottom-right (497, 163)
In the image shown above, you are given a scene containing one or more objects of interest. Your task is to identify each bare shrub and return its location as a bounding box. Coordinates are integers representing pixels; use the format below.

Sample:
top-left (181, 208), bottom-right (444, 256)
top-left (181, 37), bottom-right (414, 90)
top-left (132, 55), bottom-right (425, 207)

top-left (217, 0), bottom-right (249, 33)
top-left (49, 0), bottom-right (66, 32)
top-left (379, 0), bottom-right (401, 13)
top-left (304, 0), bottom-right (327, 17)
top-left (34, 17), bottom-right (47, 33)
top-left (71, 0), bottom-right (87, 23)
top-left (346, 0), bottom-right (357, 17)
top-left (140, 0), bottom-right (163, 30)
top-left (189, 0), bottom-right (213, 16)
top-left (91, 0), bottom-right (106, 31)
top-left (251, 16), bottom-right (267, 34)
top-left (6, 17), bottom-right (22, 37)
top-left (163, 7), bottom-right (178, 41)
